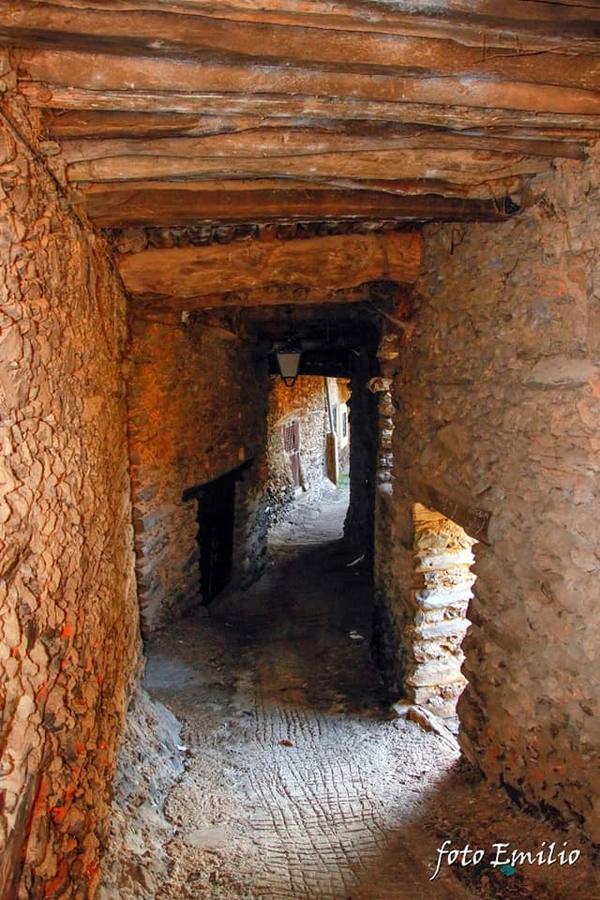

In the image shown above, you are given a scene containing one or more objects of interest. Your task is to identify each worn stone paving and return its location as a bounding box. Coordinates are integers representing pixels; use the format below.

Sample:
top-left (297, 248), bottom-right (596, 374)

top-left (134, 491), bottom-right (599, 900)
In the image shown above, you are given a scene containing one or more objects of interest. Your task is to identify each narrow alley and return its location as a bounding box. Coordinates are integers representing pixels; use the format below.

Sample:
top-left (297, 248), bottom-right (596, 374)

top-left (100, 491), bottom-right (596, 900)
top-left (2, 7), bottom-right (600, 899)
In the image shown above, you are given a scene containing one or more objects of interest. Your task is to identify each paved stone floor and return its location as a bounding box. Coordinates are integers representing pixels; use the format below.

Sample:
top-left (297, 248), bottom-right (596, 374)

top-left (110, 489), bottom-right (599, 899)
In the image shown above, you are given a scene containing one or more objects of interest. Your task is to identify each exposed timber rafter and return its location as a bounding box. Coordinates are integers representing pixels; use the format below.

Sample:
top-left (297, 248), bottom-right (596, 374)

top-left (2, 0), bottom-right (599, 229)
top-left (42, 110), bottom-right (596, 151)
top-left (15, 50), bottom-right (600, 117)
top-left (2, 0), bottom-right (600, 70)
top-left (117, 231), bottom-right (423, 304)
top-left (23, 83), bottom-right (600, 134)
top-left (81, 182), bottom-right (516, 228)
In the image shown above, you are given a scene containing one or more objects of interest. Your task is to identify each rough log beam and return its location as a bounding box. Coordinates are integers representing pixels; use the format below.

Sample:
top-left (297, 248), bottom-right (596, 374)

top-left (58, 127), bottom-right (554, 195)
top-left (2, 1), bottom-right (600, 73)
top-left (47, 110), bottom-right (281, 140)
top-left (59, 129), bottom-right (586, 163)
top-left (44, 110), bottom-right (598, 149)
top-left (117, 231), bottom-right (422, 303)
top-left (80, 176), bottom-right (517, 204)
top-left (81, 183), bottom-right (515, 227)
top-left (15, 51), bottom-right (600, 117)
top-left (3, 0), bottom-right (600, 45)
top-left (23, 84), bottom-right (600, 136)
top-left (64, 147), bottom-right (551, 186)
top-left (134, 281), bottom-right (404, 315)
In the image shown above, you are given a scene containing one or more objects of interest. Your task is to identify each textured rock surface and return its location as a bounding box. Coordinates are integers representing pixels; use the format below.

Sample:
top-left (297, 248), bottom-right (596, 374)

top-left (371, 327), bottom-right (404, 698)
top-left (374, 498), bottom-right (475, 718)
top-left (126, 312), bottom-right (269, 634)
top-left (405, 504), bottom-right (474, 717)
top-left (97, 688), bottom-right (184, 899)
top-left (0, 78), bottom-right (139, 897)
top-left (391, 148), bottom-right (600, 839)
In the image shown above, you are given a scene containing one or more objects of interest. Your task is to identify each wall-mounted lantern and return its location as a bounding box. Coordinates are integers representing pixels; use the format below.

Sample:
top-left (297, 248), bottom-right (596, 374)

top-left (275, 341), bottom-right (302, 387)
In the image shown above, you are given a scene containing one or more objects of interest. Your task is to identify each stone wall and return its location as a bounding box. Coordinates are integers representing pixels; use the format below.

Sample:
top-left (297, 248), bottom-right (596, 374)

top-left (0, 77), bottom-right (139, 897)
top-left (265, 375), bottom-right (329, 521)
top-left (404, 504), bottom-right (474, 718)
top-left (126, 313), bottom-right (269, 634)
top-left (391, 149), bottom-right (600, 838)
top-left (371, 326), bottom-right (407, 698)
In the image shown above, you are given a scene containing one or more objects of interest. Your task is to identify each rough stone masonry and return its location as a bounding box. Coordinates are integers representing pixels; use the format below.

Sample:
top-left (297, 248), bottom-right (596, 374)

top-left (385, 146), bottom-right (600, 840)
top-left (0, 77), bottom-right (140, 896)
top-left (126, 310), bottom-right (269, 635)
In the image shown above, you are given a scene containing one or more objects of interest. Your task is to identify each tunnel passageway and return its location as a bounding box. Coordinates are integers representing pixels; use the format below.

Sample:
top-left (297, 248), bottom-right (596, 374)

top-left (3, 10), bottom-right (600, 896)
top-left (133, 490), bottom-right (594, 900)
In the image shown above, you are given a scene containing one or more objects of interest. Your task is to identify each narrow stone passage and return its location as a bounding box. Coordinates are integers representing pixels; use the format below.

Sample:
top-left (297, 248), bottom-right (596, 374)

top-left (132, 492), bottom-right (596, 900)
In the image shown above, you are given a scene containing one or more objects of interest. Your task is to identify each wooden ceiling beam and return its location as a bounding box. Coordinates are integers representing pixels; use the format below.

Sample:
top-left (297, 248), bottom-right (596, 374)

top-left (81, 177), bottom-right (507, 203)
top-left (56, 127), bottom-right (564, 198)
top-left (46, 110), bottom-right (270, 140)
top-left (16, 50), bottom-right (600, 117)
top-left (132, 280), bottom-right (402, 316)
top-left (43, 110), bottom-right (598, 150)
top-left (80, 183), bottom-right (516, 227)
top-left (3, 1), bottom-right (599, 47)
top-left (151, 0), bottom-right (600, 45)
top-left (117, 231), bottom-right (422, 303)
top-left (64, 146), bottom-right (551, 186)
top-left (2, 0), bottom-right (600, 73)
top-left (23, 83), bottom-right (600, 137)
top-left (58, 128), bottom-right (586, 164)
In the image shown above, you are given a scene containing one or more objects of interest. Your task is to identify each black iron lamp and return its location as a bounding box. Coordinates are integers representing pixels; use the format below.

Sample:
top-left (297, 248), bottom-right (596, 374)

top-left (275, 340), bottom-right (302, 387)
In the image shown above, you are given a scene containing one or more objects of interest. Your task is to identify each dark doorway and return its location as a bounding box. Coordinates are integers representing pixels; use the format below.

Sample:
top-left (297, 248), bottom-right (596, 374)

top-left (183, 461), bottom-right (253, 604)
top-left (197, 474), bottom-right (236, 603)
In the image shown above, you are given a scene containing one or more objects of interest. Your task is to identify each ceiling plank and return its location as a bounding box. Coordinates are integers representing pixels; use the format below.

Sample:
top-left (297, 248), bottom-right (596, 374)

top-left (46, 110), bottom-right (272, 139)
top-left (81, 176), bottom-right (504, 202)
top-left (65, 146), bottom-right (552, 185)
top-left (132, 280), bottom-right (404, 315)
top-left (46, 110), bottom-right (268, 139)
top-left (58, 128), bottom-right (586, 163)
top-left (16, 50), bottom-right (600, 117)
top-left (3, 1), bottom-right (600, 57)
top-left (81, 183), bottom-right (515, 227)
top-left (43, 110), bottom-right (597, 151)
top-left (23, 83), bottom-right (600, 137)
top-left (4, 0), bottom-right (600, 40)
top-left (117, 231), bottom-right (422, 302)
top-left (3, 2), bottom-right (600, 88)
